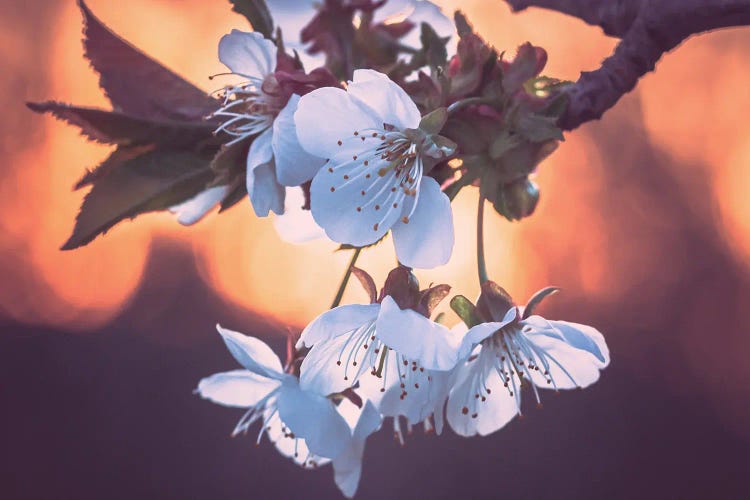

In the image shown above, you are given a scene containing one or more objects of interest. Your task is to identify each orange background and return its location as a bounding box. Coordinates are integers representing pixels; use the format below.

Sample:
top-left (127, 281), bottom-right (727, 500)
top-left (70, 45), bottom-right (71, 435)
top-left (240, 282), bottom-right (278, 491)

top-left (3, 0), bottom-right (750, 440)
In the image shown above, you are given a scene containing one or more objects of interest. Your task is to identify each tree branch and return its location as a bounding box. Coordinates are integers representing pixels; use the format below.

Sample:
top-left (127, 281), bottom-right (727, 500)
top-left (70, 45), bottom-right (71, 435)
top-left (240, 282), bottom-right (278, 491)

top-left (504, 0), bottom-right (750, 130)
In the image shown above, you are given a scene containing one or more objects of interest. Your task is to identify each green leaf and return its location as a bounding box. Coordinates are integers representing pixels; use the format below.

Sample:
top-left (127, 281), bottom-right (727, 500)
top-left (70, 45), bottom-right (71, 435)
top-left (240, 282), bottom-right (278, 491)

top-left (523, 287), bottom-right (560, 319)
top-left (419, 107), bottom-right (448, 135)
top-left (78, 0), bottom-right (219, 121)
top-left (419, 22), bottom-right (448, 69)
top-left (27, 101), bottom-right (216, 147)
top-left (62, 149), bottom-right (214, 250)
top-left (450, 295), bottom-right (483, 328)
top-left (228, 0), bottom-right (274, 39)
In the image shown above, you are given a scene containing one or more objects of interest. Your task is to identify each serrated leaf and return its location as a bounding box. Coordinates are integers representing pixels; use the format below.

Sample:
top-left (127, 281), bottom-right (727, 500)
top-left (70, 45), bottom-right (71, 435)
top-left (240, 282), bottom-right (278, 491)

top-left (27, 101), bottom-right (216, 147)
top-left (74, 145), bottom-right (153, 189)
top-left (62, 149), bottom-right (214, 249)
top-left (523, 287), bottom-right (560, 319)
top-left (450, 295), bottom-right (483, 328)
top-left (228, 0), bottom-right (274, 39)
top-left (78, 0), bottom-right (219, 121)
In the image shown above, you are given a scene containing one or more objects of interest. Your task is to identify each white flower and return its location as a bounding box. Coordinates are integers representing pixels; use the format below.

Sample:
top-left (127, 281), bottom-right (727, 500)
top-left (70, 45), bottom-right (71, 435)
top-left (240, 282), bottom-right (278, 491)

top-left (446, 296), bottom-right (610, 437)
top-left (212, 31), bottom-right (326, 217)
top-left (267, 0), bottom-right (455, 70)
top-left (367, 0), bottom-right (456, 53)
top-left (295, 69), bottom-right (455, 268)
top-left (168, 185), bottom-right (230, 225)
top-left (296, 295), bottom-right (464, 428)
top-left (197, 326), bottom-right (352, 461)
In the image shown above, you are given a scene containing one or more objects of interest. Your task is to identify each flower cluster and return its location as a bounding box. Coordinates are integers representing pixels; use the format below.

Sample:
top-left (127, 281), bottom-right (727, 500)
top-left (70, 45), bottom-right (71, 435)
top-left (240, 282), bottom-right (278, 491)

top-left (199, 268), bottom-right (609, 497)
top-left (34, 0), bottom-right (610, 498)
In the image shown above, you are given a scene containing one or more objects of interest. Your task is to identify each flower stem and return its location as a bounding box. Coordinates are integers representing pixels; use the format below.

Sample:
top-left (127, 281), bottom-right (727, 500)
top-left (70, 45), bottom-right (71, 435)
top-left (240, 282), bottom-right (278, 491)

top-left (330, 247), bottom-right (363, 309)
top-left (477, 194), bottom-right (489, 285)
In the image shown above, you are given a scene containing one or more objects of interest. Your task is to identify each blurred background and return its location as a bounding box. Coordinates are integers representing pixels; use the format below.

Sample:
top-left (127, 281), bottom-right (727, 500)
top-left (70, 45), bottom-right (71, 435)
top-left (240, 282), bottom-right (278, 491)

top-left (2, 0), bottom-right (749, 498)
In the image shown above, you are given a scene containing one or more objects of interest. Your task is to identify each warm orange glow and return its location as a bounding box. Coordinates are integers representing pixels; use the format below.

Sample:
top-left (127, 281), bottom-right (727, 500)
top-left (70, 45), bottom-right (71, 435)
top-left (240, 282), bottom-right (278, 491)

top-left (5, 0), bottom-right (750, 435)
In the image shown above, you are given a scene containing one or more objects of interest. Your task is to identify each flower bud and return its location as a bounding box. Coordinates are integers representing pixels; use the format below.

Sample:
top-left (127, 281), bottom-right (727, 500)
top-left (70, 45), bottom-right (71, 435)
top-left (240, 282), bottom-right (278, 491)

top-left (494, 177), bottom-right (540, 222)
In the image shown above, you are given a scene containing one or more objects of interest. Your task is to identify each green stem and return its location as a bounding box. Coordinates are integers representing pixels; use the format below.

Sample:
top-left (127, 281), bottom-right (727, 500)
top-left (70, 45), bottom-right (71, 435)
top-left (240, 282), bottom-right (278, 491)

top-left (477, 194), bottom-right (489, 285)
top-left (330, 247), bottom-right (363, 309)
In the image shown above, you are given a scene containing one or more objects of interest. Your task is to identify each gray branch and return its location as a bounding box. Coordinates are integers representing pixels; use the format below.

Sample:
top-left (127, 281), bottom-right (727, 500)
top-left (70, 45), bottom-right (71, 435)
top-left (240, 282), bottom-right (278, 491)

top-left (505, 0), bottom-right (750, 130)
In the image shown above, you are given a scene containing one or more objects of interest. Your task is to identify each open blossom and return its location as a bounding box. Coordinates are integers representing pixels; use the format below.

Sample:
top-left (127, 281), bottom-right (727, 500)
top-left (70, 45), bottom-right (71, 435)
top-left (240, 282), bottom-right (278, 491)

top-left (212, 30), bottom-right (328, 217)
top-left (446, 286), bottom-right (610, 437)
top-left (295, 70), bottom-right (455, 268)
top-left (297, 267), bottom-right (464, 429)
top-left (196, 326), bottom-right (381, 497)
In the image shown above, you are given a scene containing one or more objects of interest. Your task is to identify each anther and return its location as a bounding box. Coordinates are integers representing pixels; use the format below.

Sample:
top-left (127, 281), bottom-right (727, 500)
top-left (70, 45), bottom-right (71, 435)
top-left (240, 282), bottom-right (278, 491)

top-left (402, 216), bottom-right (410, 224)
top-left (462, 407), bottom-right (469, 415)
top-left (373, 223), bottom-right (379, 231)
top-left (337, 140), bottom-right (343, 146)
top-left (330, 187), bottom-right (335, 192)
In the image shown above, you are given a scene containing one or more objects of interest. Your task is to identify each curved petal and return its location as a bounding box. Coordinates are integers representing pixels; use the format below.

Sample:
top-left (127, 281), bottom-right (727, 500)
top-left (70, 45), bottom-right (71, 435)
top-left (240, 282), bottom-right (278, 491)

top-left (247, 162), bottom-right (285, 216)
top-left (273, 187), bottom-right (325, 244)
top-left (273, 95), bottom-right (327, 186)
top-left (264, 410), bottom-right (331, 468)
top-left (332, 400), bottom-right (382, 498)
top-left (196, 369), bottom-right (281, 408)
top-left (391, 176), bottom-right (454, 269)
top-left (457, 321), bottom-right (512, 361)
top-left (548, 320), bottom-right (610, 367)
top-left (310, 152), bottom-right (405, 247)
top-left (295, 87), bottom-right (381, 159)
top-left (446, 353), bottom-right (519, 437)
top-left (218, 30), bottom-right (277, 79)
top-left (297, 304), bottom-right (380, 349)
top-left (169, 185), bottom-right (229, 225)
top-left (299, 333), bottom-right (360, 396)
top-left (247, 127), bottom-right (274, 172)
top-left (347, 70), bottom-right (421, 130)
top-left (376, 295), bottom-right (461, 371)
top-left (525, 331), bottom-right (604, 390)
top-left (276, 380), bottom-right (352, 459)
top-left (216, 325), bottom-right (285, 379)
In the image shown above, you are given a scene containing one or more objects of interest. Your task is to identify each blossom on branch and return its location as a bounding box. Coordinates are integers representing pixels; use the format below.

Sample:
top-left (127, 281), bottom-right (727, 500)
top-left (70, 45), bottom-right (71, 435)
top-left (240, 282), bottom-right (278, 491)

top-left (295, 70), bottom-right (456, 268)
top-left (446, 284), bottom-right (610, 436)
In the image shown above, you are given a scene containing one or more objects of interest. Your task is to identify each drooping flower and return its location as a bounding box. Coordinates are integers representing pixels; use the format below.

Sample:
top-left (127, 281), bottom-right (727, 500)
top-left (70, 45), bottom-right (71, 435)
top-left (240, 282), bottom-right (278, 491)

top-left (197, 326), bottom-right (383, 497)
top-left (295, 70), bottom-right (456, 268)
top-left (211, 30), bottom-right (331, 217)
top-left (297, 267), bottom-right (464, 430)
top-left (446, 284), bottom-right (610, 437)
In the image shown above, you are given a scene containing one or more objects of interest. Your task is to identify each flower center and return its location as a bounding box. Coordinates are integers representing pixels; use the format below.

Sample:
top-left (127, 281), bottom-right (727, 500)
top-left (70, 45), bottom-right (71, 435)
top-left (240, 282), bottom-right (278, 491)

top-left (210, 76), bottom-right (282, 145)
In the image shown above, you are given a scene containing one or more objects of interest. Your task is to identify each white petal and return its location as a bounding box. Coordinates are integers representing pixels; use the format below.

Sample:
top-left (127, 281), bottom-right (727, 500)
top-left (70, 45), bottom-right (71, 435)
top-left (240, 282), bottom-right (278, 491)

top-left (247, 127), bottom-right (274, 172)
top-left (295, 87), bottom-right (381, 159)
top-left (169, 186), bottom-right (229, 225)
top-left (446, 353), bottom-right (519, 436)
top-left (218, 30), bottom-right (277, 79)
top-left (404, 1), bottom-right (456, 52)
top-left (549, 320), bottom-right (610, 367)
top-left (265, 410), bottom-right (331, 468)
top-left (196, 369), bottom-right (281, 408)
top-left (391, 176), bottom-right (454, 269)
top-left (347, 70), bottom-right (421, 130)
top-left (375, 295), bottom-right (461, 370)
top-left (372, 0), bottom-right (414, 24)
top-left (246, 128), bottom-right (280, 216)
top-left (297, 304), bottom-right (380, 349)
top-left (332, 400), bottom-right (382, 498)
top-left (299, 333), bottom-right (359, 396)
top-left (276, 380), bottom-right (352, 459)
top-left (310, 152), bottom-right (405, 247)
top-left (273, 95), bottom-right (327, 186)
top-left (525, 331), bottom-right (604, 390)
top-left (216, 325), bottom-right (285, 379)
top-left (273, 187), bottom-right (325, 244)
top-left (457, 310), bottom-right (517, 360)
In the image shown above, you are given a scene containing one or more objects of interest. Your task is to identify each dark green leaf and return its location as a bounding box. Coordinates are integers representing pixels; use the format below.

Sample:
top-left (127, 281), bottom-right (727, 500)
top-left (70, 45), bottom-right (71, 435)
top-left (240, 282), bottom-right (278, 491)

top-left (228, 0), bottom-right (274, 39)
top-left (419, 22), bottom-right (448, 69)
top-left (27, 101), bottom-right (216, 147)
top-left (62, 149), bottom-right (214, 250)
top-left (450, 295), bottom-right (483, 328)
top-left (78, 0), bottom-right (219, 121)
